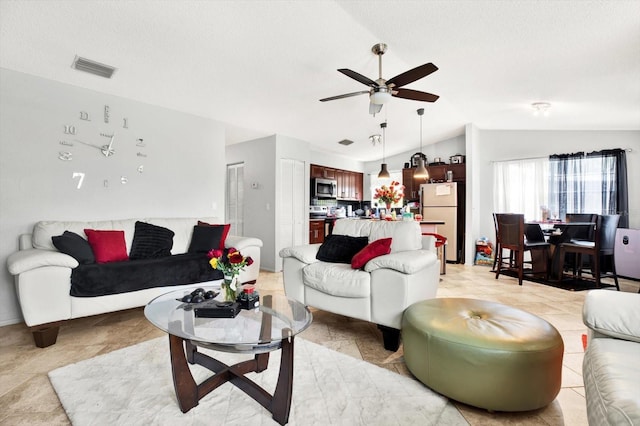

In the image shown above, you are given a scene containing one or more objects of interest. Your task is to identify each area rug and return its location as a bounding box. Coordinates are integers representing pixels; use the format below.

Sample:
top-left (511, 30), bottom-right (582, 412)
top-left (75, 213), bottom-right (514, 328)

top-left (494, 269), bottom-right (617, 291)
top-left (49, 337), bottom-right (468, 425)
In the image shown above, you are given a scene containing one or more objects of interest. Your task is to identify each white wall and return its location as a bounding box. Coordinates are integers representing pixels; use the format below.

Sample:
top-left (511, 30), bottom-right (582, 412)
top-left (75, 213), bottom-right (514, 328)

top-left (227, 134), bottom-right (312, 272)
top-left (0, 69), bottom-right (227, 325)
top-left (471, 130), bottom-right (640, 258)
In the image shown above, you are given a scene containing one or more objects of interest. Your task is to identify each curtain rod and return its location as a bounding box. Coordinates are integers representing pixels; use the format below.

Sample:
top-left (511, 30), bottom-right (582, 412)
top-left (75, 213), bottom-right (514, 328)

top-left (490, 148), bottom-right (633, 163)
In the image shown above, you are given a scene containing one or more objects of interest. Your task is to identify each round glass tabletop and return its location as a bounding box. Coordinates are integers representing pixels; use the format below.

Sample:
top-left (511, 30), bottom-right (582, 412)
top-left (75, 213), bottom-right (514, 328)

top-left (144, 287), bottom-right (312, 353)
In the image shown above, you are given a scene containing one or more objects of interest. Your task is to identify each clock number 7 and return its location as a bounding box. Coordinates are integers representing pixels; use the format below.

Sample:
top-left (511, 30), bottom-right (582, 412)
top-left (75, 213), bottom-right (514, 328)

top-left (72, 172), bottom-right (85, 189)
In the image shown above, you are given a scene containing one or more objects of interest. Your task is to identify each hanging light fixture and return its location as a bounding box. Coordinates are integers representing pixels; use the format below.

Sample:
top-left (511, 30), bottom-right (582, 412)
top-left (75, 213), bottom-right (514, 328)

top-left (378, 121), bottom-right (390, 178)
top-left (414, 108), bottom-right (429, 179)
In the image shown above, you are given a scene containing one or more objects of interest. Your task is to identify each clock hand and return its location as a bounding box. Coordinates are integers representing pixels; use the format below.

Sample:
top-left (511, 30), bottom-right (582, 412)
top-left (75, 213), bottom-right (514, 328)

top-left (74, 139), bottom-right (103, 150)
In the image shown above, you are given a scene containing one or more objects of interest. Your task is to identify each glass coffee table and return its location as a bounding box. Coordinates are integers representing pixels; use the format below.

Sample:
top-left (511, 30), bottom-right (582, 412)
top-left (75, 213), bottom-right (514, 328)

top-left (144, 288), bottom-right (312, 425)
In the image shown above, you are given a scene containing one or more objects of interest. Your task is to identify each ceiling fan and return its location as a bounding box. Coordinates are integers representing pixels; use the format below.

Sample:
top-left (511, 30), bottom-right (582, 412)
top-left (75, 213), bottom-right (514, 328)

top-left (320, 43), bottom-right (439, 115)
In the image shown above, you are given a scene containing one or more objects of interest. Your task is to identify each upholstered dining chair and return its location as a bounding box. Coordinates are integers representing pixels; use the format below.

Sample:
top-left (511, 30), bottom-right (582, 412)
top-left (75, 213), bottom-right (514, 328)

top-left (565, 213), bottom-right (598, 241)
top-left (494, 214), bottom-right (551, 285)
top-left (562, 213), bottom-right (598, 272)
top-left (558, 214), bottom-right (620, 290)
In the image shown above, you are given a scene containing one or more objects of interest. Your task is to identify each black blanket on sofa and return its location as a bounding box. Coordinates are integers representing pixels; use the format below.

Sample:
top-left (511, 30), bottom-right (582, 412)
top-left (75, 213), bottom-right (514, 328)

top-left (70, 253), bottom-right (224, 297)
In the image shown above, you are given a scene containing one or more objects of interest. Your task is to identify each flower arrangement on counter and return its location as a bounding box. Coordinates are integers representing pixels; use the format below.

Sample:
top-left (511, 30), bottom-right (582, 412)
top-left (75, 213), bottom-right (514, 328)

top-left (208, 248), bottom-right (254, 301)
top-left (374, 180), bottom-right (405, 207)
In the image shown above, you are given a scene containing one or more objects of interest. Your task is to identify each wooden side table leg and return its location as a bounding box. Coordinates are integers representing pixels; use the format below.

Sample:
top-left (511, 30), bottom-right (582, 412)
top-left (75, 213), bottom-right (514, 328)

top-left (169, 333), bottom-right (199, 413)
top-left (271, 331), bottom-right (294, 425)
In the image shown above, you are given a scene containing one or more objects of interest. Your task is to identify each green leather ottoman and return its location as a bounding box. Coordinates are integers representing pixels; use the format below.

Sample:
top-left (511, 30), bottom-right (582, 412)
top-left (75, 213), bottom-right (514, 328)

top-left (402, 298), bottom-right (564, 412)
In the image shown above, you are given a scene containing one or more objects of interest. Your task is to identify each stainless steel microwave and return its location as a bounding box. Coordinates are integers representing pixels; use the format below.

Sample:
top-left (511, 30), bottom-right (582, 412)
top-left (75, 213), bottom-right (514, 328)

top-left (312, 178), bottom-right (337, 199)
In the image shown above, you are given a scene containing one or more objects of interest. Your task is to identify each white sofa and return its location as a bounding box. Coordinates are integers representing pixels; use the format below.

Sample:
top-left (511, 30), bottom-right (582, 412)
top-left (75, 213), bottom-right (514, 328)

top-left (279, 219), bottom-right (440, 350)
top-left (582, 290), bottom-right (640, 425)
top-left (6, 217), bottom-right (262, 347)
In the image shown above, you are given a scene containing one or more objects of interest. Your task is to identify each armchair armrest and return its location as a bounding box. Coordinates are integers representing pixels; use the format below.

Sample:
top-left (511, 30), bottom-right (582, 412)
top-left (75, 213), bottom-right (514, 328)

top-left (225, 236), bottom-right (263, 251)
top-left (279, 244), bottom-right (321, 264)
top-left (364, 250), bottom-right (438, 274)
top-left (583, 290), bottom-right (640, 343)
top-left (7, 249), bottom-right (78, 275)
top-left (421, 235), bottom-right (436, 251)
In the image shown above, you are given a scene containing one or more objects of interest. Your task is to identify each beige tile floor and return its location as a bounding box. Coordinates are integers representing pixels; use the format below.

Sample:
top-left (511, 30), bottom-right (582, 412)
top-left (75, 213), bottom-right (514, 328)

top-left (1, 264), bottom-right (637, 425)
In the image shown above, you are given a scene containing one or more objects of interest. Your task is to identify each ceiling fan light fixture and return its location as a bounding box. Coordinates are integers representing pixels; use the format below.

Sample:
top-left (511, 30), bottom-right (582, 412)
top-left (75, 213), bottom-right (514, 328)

top-left (370, 90), bottom-right (392, 105)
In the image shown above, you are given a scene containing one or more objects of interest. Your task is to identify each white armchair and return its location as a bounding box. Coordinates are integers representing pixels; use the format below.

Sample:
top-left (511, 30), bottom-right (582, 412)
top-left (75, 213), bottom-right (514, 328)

top-left (279, 219), bottom-right (440, 351)
top-left (582, 290), bottom-right (640, 425)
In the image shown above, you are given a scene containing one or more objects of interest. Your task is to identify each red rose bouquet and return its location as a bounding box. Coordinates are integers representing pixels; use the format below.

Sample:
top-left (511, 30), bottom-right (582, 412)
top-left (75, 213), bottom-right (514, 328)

top-left (208, 247), bottom-right (253, 301)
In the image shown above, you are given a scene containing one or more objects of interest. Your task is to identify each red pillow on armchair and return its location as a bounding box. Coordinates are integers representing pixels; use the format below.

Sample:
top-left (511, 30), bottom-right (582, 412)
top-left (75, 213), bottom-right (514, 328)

top-left (351, 238), bottom-right (392, 269)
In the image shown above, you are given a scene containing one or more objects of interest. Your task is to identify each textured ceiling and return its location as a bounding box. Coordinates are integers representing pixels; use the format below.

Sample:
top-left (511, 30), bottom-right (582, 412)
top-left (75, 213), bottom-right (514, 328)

top-left (1, 0), bottom-right (639, 161)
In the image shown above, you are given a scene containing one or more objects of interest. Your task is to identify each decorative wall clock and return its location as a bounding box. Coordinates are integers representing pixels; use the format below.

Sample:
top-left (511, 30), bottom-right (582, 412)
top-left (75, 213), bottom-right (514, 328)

top-left (58, 105), bottom-right (146, 188)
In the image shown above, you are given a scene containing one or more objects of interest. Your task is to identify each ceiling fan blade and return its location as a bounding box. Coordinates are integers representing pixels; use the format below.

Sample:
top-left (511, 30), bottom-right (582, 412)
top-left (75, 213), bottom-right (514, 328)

top-left (338, 69), bottom-right (378, 87)
top-left (386, 62), bottom-right (438, 88)
top-left (369, 102), bottom-right (383, 115)
top-left (319, 90), bottom-right (370, 102)
top-left (393, 88), bottom-right (439, 102)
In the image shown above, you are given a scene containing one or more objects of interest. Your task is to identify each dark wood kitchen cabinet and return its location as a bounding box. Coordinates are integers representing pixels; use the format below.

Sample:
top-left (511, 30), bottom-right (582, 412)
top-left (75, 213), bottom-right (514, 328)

top-left (312, 164), bottom-right (363, 201)
top-left (403, 163), bottom-right (466, 201)
top-left (309, 220), bottom-right (324, 244)
top-left (336, 170), bottom-right (363, 201)
top-left (310, 165), bottom-right (336, 180)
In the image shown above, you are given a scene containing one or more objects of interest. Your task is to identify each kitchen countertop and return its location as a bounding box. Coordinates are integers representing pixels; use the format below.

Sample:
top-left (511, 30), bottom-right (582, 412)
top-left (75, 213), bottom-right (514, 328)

top-left (309, 217), bottom-right (446, 224)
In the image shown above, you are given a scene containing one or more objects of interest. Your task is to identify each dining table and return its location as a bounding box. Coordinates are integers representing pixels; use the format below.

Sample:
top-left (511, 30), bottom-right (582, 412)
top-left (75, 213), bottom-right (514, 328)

top-left (526, 221), bottom-right (596, 281)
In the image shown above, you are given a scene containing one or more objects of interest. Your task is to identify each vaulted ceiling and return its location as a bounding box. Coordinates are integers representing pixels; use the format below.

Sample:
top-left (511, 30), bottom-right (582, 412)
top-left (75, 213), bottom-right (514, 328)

top-left (1, 1), bottom-right (639, 161)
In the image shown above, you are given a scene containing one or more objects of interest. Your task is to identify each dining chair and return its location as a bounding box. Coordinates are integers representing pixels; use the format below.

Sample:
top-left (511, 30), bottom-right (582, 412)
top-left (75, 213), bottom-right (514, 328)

top-left (565, 213), bottom-right (598, 241)
top-left (492, 213), bottom-right (502, 271)
top-left (558, 214), bottom-right (620, 290)
top-left (562, 213), bottom-right (598, 272)
top-left (494, 214), bottom-right (550, 285)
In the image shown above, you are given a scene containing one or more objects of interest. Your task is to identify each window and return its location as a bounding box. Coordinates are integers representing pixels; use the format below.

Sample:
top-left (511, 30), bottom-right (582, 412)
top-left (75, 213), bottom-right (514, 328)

top-left (369, 171), bottom-right (404, 208)
top-left (493, 158), bottom-right (549, 221)
top-left (494, 149), bottom-right (628, 225)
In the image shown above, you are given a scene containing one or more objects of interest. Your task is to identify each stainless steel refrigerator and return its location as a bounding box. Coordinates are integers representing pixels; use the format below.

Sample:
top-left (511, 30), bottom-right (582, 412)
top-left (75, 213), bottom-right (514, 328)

top-left (421, 182), bottom-right (458, 262)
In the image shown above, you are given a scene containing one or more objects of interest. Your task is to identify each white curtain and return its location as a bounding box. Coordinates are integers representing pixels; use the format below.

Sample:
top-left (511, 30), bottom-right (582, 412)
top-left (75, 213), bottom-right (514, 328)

top-left (493, 158), bottom-right (549, 221)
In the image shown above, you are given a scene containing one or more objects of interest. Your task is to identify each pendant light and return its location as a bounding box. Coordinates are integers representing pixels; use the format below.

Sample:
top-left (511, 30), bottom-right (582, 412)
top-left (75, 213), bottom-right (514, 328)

top-left (377, 121), bottom-right (390, 178)
top-left (413, 108), bottom-right (429, 179)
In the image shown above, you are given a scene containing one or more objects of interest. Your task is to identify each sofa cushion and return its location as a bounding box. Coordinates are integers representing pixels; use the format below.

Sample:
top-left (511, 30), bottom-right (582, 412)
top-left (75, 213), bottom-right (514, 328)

top-left (197, 221), bottom-right (231, 249)
top-left (52, 231), bottom-right (95, 264)
top-left (368, 221), bottom-right (422, 252)
top-left (84, 229), bottom-right (129, 264)
top-left (188, 225), bottom-right (226, 253)
top-left (303, 262), bottom-right (370, 298)
top-left (316, 234), bottom-right (369, 263)
top-left (70, 253), bottom-right (223, 297)
top-left (332, 219), bottom-right (422, 253)
top-left (351, 238), bottom-right (392, 269)
top-left (129, 221), bottom-right (174, 260)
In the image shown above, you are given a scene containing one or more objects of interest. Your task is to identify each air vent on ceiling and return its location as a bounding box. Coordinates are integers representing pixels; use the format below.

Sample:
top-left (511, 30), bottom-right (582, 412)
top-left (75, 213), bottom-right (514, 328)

top-left (71, 56), bottom-right (117, 78)
top-left (338, 139), bottom-right (354, 146)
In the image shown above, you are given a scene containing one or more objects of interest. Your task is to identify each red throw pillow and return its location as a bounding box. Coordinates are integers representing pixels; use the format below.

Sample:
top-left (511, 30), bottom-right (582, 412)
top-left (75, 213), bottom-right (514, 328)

top-left (84, 229), bottom-right (129, 264)
top-left (197, 221), bottom-right (231, 249)
top-left (351, 238), bottom-right (392, 269)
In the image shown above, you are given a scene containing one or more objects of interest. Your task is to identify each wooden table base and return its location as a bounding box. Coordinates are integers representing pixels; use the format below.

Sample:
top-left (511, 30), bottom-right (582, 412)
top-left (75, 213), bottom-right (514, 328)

top-left (168, 332), bottom-right (294, 425)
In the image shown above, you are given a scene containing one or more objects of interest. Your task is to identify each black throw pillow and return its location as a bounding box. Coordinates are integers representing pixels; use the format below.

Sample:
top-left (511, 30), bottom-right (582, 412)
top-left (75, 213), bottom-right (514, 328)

top-left (316, 234), bottom-right (369, 264)
top-left (129, 221), bottom-right (175, 260)
top-left (52, 231), bottom-right (95, 264)
top-left (188, 225), bottom-right (225, 253)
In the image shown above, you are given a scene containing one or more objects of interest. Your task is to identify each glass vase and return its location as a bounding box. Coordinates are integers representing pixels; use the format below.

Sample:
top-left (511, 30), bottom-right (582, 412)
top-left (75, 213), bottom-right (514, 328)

top-left (221, 274), bottom-right (237, 302)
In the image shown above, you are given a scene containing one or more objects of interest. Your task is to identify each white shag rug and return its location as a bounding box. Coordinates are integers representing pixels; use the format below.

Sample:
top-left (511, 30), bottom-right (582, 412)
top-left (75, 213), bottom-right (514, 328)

top-left (49, 337), bottom-right (468, 425)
